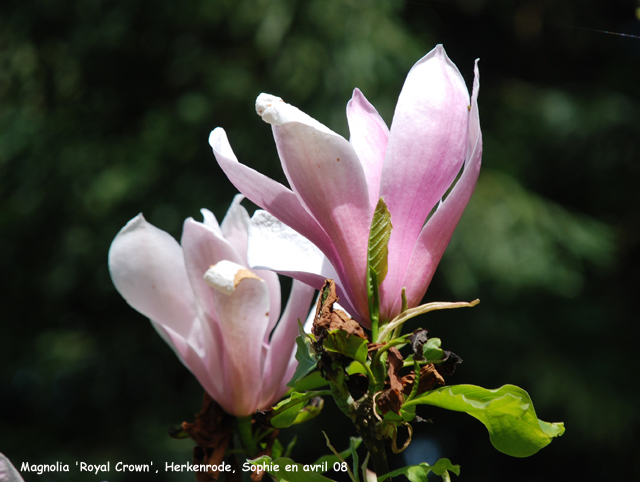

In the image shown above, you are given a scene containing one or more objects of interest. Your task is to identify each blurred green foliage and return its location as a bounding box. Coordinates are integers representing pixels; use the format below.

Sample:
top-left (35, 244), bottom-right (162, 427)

top-left (1, 0), bottom-right (639, 481)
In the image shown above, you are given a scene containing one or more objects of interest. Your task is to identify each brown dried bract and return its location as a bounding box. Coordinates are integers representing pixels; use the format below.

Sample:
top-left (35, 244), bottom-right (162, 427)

top-left (387, 347), bottom-right (404, 392)
top-left (434, 351), bottom-right (463, 376)
top-left (401, 364), bottom-right (446, 396)
top-left (376, 388), bottom-right (404, 415)
top-left (181, 392), bottom-right (235, 482)
top-left (375, 347), bottom-right (405, 415)
top-left (312, 280), bottom-right (366, 341)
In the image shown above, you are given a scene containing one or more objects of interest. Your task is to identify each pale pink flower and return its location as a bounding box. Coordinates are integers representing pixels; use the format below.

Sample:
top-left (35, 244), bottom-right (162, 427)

top-left (108, 196), bottom-right (314, 416)
top-left (210, 45), bottom-right (481, 327)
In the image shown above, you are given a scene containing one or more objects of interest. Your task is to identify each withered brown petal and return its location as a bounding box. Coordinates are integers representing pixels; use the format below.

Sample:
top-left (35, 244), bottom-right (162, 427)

top-left (312, 280), bottom-right (366, 340)
top-left (409, 328), bottom-right (429, 361)
top-left (376, 388), bottom-right (404, 415)
top-left (387, 347), bottom-right (405, 392)
top-left (345, 372), bottom-right (369, 393)
top-left (435, 351), bottom-right (463, 376)
top-left (182, 393), bottom-right (234, 481)
top-left (401, 364), bottom-right (446, 396)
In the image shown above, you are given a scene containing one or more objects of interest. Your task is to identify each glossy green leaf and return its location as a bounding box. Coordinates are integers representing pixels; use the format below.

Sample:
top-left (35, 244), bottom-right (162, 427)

top-left (291, 370), bottom-right (328, 392)
top-left (323, 329), bottom-right (369, 365)
top-left (407, 384), bottom-right (565, 457)
top-left (270, 392), bottom-right (309, 428)
top-left (377, 458), bottom-right (460, 482)
top-left (250, 455), bottom-right (336, 482)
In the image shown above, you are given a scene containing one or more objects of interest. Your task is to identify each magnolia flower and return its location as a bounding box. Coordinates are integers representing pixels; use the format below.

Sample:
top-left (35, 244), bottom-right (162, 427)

top-left (108, 196), bottom-right (315, 416)
top-left (210, 45), bottom-right (481, 326)
top-left (0, 454), bottom-right (23, 482)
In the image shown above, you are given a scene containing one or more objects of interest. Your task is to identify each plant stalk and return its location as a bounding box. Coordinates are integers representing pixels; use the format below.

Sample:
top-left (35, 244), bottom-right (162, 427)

top-left (353, 396), bottom-right (390, 479)
top-left (236, 415), bottom-right (257, 458)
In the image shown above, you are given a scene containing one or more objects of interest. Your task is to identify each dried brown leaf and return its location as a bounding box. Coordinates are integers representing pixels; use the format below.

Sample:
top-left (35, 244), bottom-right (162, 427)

top-left (387, 347), bottom-right (404, 392)
top-left (376, 388), bottom-right (403, 415)
top-left (312, 280), bottom-right (366, 340)
top-left (181, 393), bottom-right (234, 481)
top-left (401, 364), bottom-right (446, 396)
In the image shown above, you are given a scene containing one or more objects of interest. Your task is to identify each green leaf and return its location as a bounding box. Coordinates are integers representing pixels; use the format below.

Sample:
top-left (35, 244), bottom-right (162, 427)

top-left (292, 397), bottom-right (324, 425)
top-left (270, 392), bottom-right (309, 428)
top-left (291, 370), bottom-right (329, 392)
top-left (250, 455), bottom-right (337, 482)
top-left (367, 197), bottom-right (393, 286)
top-left (422, 338), bottom-right (445, 363)
top-left (367, 198), bottom-right (392, 340)
top-left (287, 322), bottom-right (319, 388)
top-left (349, 436), bottom-right (361, 482)
top-left (323, 329), bottom-right (369, 365)
top-left (407, 384), bottom-right (565, 457)
top-left (271, 438), bottom-right (284, 460)
top-left (377, 459), bottom-right (460, 482)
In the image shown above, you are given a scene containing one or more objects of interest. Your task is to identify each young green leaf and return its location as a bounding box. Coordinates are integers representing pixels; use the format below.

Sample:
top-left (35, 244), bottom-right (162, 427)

top-left (287, 323), bottom-right (319, 388)
top-left (405, 384), bottom-right (565, 457)
top-left (422, 338), bottom-right (445, 362)
top-left (377, 459), bottom-right (460, 482)
top-left (291, 398), bottom-right (324, 425)
top-left (291, 370), bottom-right (329, 392)
top-left (367, 198), bottom-right (393, 340)
top-left (270, 392), bottom-right (309, 428)
top-left (323, 329), bottom-right (369, 366)
top-left (368, 197), bottom-right (393, 286)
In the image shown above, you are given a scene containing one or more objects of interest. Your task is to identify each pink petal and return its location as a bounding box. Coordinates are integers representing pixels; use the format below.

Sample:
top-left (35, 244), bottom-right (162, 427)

top-left (199, 208), bottom-right (223, 236)
top-left (210, 270), bottom-right (272, 416)
top-left (108, 215), bottom-right (225, 396)
top-left (0, 453), bottom-right (24, 482)
top-left (150, 320), bottom-right (225, 401)
top-left (400, 59), bottom-right (482, 311)
top-left (347, 88), bottom-right (389, 212)
top-left (261, 280), bottom-right (316, 405)
top-left (181, 216), bottom-right (244, 322)
top-left (220, 194), bottom-right (250, 263)
top-left (271, 120), bottom-right (371, 318)
top-left (380, 45), bottom-right (472, 316)
top-left (108, 214), bottom-right (198, 341)
top-left (248, 210), bottom-right (362, 321)
top-left (209, 128), bottom-right (336, 262)
top-left (219, 195), bottom-right (282, 335)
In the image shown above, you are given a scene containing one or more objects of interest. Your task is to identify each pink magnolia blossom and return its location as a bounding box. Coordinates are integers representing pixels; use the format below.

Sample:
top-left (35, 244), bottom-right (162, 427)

top-left (108, 196), bottom-right (314, 416)
top-left (210, 45), bottom-right (481, 327)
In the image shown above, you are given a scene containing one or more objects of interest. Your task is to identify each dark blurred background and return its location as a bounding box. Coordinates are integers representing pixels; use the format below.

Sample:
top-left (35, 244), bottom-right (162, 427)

top-left (2, 0), bottom-right (639, 480)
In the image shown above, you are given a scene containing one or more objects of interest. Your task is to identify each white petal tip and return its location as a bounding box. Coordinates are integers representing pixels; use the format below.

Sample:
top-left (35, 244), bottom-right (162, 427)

top-left (255, 93), bottom-right (286, 125)
top-left (208, 128), bottom-right (222, 147)
top-left (203, 260), bottom-right (261, 295)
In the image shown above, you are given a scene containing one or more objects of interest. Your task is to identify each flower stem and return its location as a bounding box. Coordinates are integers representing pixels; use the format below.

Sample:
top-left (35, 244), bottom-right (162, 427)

top-left (236, 415), bottom-right (257, 458)
top-left (353, 396), bottom-right (390, 478)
